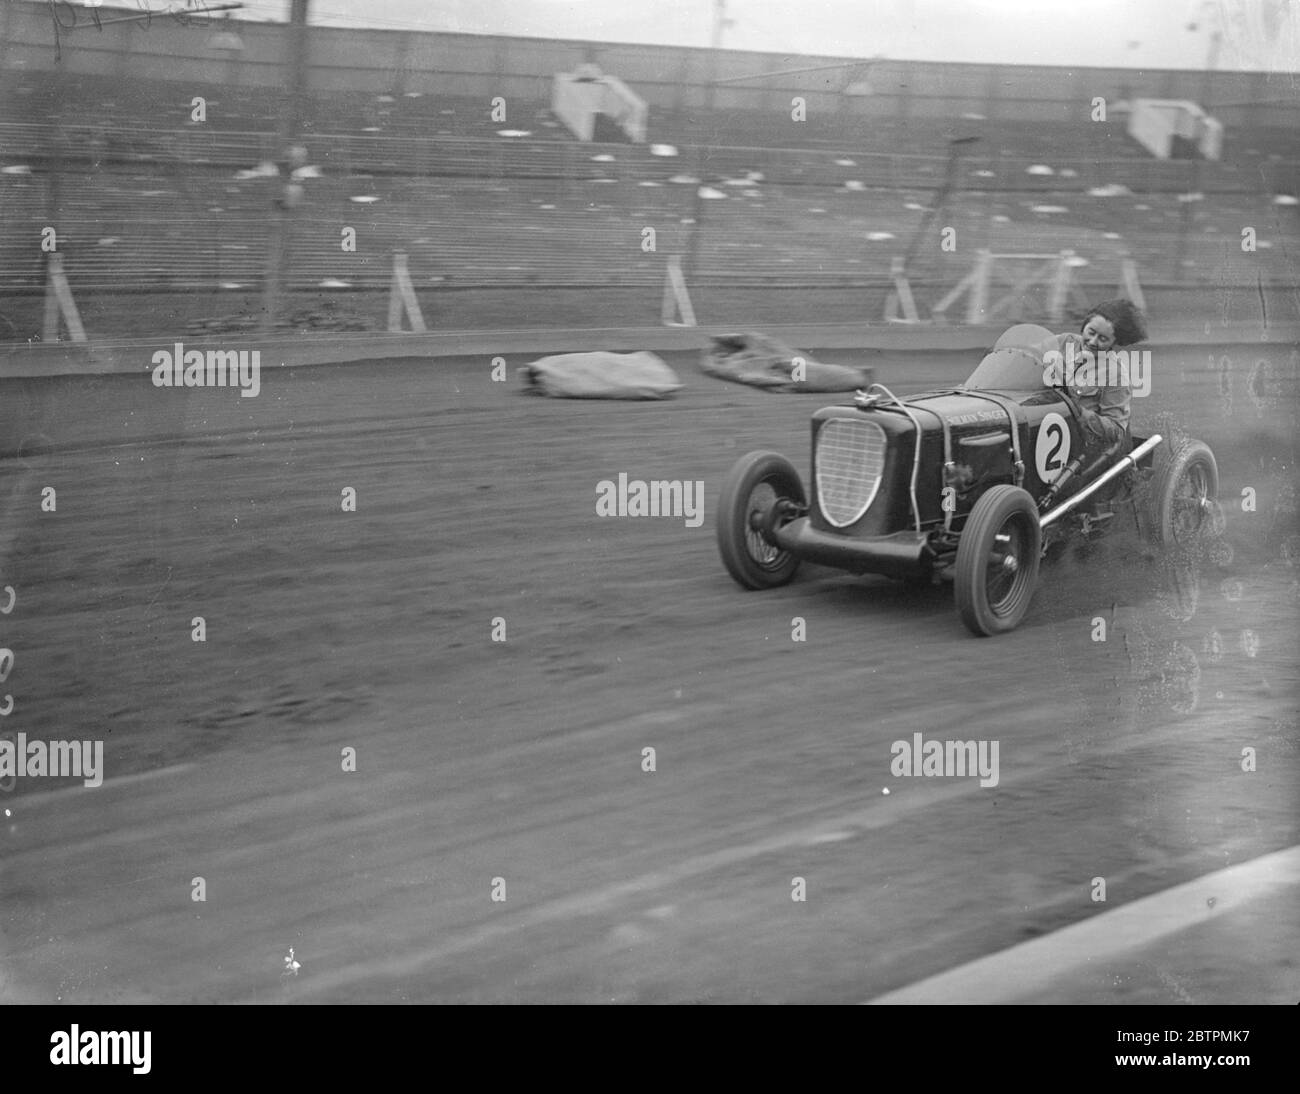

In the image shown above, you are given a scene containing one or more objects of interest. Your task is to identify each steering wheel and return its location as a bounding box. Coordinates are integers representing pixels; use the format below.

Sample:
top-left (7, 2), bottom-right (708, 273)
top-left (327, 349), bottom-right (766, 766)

top-left (1043, 332), bottom-right (1088, 419)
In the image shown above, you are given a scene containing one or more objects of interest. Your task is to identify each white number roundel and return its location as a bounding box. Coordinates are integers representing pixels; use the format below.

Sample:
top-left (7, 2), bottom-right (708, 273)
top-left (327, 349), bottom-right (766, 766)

top-left (1035, 412), bottom-right (1071, 483)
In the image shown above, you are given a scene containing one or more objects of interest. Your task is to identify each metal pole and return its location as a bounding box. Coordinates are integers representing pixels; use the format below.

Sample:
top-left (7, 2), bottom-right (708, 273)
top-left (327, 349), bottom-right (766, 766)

top-left (901, 136), bottom-right (979, 271)
top-left (705, 0), bottom-right (726, 113)
top-left (684, 148), bottom-right (706, 285)
top-left (1200, 28), bottom-right (1221, 110)
top-left (688, 1), bottom-right (726, 285)
top-left (45, 113), bottom-right (65, 343)
top-left (1173, 155), bottom-right (1202, 279)
top-left (1040, 435), bottom-right (1163, 528)
top-left (260, 0), bottom-right (310, 334)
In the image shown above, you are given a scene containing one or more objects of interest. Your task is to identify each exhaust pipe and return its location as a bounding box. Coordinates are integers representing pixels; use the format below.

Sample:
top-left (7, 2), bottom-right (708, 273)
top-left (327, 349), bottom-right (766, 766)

top-left (1039, 434), bottom-right (1162, 528)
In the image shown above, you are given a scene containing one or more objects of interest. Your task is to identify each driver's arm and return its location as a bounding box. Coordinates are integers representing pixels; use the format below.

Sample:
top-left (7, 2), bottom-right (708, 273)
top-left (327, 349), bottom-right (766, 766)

top-left (1094, 383), bottom-right (1131, 429)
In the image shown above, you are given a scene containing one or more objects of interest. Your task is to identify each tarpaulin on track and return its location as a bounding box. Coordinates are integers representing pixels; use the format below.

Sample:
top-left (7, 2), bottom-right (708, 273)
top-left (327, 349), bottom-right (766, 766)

top-left (701, 332), bottom-right (872, 393)
top-left (519, 351), bottom-right (682, 399)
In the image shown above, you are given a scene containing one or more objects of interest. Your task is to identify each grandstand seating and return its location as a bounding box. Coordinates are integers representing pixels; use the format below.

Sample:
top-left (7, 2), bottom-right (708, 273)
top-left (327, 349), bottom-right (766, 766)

top-left (1, 157), bottom-right (1290, 296)
top-left (8, 71), bottom-right (1300, 163)
top-left (1, 70), bottom-right (1295, 336)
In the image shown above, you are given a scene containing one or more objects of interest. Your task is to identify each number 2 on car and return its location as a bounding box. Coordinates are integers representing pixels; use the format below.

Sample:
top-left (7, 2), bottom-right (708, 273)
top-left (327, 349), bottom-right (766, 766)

top-left (1035, 412), bottom-right (1071, 483)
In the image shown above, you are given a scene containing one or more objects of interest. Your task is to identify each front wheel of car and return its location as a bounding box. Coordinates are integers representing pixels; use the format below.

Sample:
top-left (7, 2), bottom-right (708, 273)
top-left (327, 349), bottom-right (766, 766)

top-left (954, 485), bottom-right (1042, 636)
top-left (1148, 439), bottom-right (1220, 548)
top-left (716, 450), bottom-right (805, 590)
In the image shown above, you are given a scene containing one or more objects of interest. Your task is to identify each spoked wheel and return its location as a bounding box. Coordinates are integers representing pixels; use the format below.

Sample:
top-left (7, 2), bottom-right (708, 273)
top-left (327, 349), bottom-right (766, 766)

top-left (1149, 439), bottom-right (1220, 548)
top-left (954, 485), bottom-right (1042, 636)
top-left (715, 450), bottom-right (806, 589)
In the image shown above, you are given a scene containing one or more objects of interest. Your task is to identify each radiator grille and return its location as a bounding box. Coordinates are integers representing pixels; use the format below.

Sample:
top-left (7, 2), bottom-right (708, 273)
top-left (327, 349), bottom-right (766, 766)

top-left (815, 419), bottom-right (886, 527)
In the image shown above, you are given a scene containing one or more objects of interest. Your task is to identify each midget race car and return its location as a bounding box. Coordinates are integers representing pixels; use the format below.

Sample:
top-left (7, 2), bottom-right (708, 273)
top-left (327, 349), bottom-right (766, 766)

top-left (715, 323), bottom-right (1220, 636)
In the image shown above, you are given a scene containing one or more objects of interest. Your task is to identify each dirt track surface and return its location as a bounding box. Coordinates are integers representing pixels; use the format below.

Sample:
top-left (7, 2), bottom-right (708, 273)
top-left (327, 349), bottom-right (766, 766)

top-left (1, 343), bottom-right (1297, 1003)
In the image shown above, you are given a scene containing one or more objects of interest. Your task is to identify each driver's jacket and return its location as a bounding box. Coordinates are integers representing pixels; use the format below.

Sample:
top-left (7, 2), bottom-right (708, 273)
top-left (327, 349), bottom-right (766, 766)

top-left (1039, 332), bottom-right (1131, 456)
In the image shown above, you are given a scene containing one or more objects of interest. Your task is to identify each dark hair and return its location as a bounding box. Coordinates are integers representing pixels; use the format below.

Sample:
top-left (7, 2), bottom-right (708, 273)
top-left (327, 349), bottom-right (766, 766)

top-left (1082, 298), bottom-right (1147, 346)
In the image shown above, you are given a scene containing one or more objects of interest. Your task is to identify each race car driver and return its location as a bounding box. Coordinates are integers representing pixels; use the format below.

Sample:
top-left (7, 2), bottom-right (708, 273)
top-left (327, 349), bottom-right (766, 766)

top-left (1041, 297), bottom-right (1148, 462)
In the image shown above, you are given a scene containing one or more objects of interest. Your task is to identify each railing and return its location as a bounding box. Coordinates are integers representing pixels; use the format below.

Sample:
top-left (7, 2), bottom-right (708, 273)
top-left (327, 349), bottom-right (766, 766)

top-left (3, 122), bottom-right (1297, 194)
top-left (1, 122), bottom-right (1294, 300)
top-left (0, 189), bottom-right (1290, 294)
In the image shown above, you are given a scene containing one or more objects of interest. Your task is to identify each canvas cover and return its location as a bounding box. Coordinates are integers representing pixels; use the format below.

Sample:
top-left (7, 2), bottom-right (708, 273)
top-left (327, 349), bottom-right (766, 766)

top-left (519, 351), bottom-right (681, 399)
top-left (701, 333), bottom-right (872, 393)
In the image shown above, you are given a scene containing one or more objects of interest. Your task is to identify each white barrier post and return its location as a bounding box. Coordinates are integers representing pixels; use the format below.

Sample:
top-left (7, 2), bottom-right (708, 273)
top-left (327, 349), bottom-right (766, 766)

top-left (939, 251), bottom-right (1089, 325)
top-left (387, 250), bottom-right (427, 333)
top-left (965, 250), bottom-right (992, 324)
top-left (1047, 251), bottom-right (1073, 325)
top-left (42, 253), bottom-right (87, 344)
top-left (661, 255), bottom-right (697, 327)
top-left (884, 256), bottom-right (922, 323)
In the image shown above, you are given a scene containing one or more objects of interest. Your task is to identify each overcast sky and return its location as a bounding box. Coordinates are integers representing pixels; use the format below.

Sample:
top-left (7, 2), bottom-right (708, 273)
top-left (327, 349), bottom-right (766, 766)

top-left (224, 0), bottom-right (1299, 72)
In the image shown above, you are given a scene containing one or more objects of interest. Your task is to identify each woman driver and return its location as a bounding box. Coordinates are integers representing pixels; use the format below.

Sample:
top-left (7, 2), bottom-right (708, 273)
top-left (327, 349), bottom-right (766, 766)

top-left (1041, 297), bottom-right (1148, 461)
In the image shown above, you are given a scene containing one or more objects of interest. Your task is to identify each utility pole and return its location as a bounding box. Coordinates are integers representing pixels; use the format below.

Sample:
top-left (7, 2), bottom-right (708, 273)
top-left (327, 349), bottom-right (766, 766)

top-left (688, 1), bottom-right (729, 285)
top-left (1175, 2), bottom-right (1220, 278)
top-left (705, 0), bottom-right (727, 113)
top-left (1194, 2), bottom-right (1222, 111)
top-left (260, 0), bottom-right (310, 333)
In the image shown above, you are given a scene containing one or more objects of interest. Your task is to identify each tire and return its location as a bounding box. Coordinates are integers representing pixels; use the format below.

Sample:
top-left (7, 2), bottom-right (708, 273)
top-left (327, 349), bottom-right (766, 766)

top-left (954, 485), bottom-right (1042, 636)
top-left (715, 450), bottom-right (806, 590)
top-left (1148, 439), bottom-right (1219, 548)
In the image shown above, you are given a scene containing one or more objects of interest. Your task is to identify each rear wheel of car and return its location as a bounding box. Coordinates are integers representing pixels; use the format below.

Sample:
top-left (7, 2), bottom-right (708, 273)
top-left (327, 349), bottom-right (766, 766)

top-left (1148, 439), bottom-right (1219, 548)
top-left (716, 450), bottom-right (805, 590)
top-left (954, 485), bottom-right (1042, 636)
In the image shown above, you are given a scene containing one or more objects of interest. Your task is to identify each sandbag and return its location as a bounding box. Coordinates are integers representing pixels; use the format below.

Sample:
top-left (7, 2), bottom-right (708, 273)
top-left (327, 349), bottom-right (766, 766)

top-left (519, 351), bottom-right (681, 399)
top-left (701, 332), bottom-right (871, 393)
